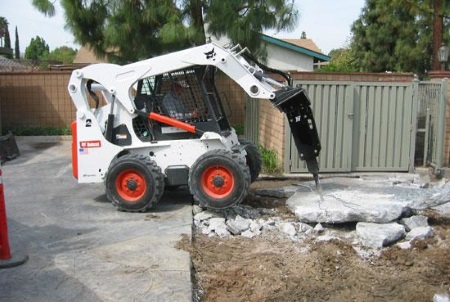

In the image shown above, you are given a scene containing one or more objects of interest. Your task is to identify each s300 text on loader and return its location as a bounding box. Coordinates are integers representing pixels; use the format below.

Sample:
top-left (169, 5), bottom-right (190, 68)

top-left (68, 43), bottom-right (321, 212)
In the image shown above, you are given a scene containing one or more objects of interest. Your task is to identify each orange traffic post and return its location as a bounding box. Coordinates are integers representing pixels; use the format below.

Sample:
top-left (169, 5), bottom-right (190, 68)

top-left (0, 166), bottom-right (28, 269)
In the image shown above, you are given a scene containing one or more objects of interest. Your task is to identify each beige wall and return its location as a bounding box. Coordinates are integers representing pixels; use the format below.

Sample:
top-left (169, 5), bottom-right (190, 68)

top-left (0, 71), bottom-right (75, 129)
top-left (258, 101), bottom-right (286, 166)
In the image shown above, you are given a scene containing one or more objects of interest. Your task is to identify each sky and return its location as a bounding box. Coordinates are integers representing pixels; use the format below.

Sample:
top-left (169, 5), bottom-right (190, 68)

top-left (1, 0), bottom-right (365, 55)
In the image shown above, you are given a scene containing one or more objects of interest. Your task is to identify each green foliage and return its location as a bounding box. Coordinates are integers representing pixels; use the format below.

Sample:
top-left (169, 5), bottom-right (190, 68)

top-left (32, 0), bottom-right (55, 17)
top-left (318, 47), bottom-right (359, 72)
top-left (258, 145), bottom-right (281, 174)
top-left (25, 36), bottom-right (50, 60)
top-left (4, 126), bottom-right (71, 136)
top-left (32, 0), bottom-right (298, 63)
top-left (0, 17), bottom-right (8, 46)
top-left (48, 46), bottom-right (77, 64)
top-left (205, 0), bottom-right (298, 59)
top-left (232, 124), bottom-right (244, 135)
top-left (350, 0), bottom-right (448, 75)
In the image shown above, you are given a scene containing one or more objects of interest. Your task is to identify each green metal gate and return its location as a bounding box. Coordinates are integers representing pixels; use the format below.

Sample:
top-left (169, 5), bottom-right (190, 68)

top-left (416, 80), bottom-right (448, 174)
top-left (287, 81), bottom-right (418, 173)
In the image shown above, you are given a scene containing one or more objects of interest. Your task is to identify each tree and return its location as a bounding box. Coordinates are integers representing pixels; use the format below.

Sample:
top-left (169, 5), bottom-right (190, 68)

top-left (0, 17), bottom-right (8, 47)
top-left (14, 26), bottom-right (19, 59)
top-left (25, 36), bottom-right (50, 61)
top-left (31, 0), bottom-right (298, 63)
top-left (48, 46), bottom-right (77, 63)
top-left (318, 47), bottom-right (359, 72)
top-left (4, 25), bottom-right (12, 58)
top-left (351, 0), bottom-right (449, 75)
top-left (0, 16), bottom-right (13, 58)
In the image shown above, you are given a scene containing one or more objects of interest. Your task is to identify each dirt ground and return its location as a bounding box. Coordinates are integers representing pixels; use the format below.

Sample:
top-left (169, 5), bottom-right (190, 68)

top-left (177, 179), bottom-right (450, 302)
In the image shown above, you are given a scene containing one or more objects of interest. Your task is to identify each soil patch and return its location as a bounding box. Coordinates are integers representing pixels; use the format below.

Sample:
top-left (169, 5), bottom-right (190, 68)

top-left (179, 180), bottom-right (450, 302)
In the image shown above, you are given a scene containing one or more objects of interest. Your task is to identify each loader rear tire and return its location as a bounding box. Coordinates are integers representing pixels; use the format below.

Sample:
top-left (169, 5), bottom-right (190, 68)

top-left (106, 154), bottom-right (164, 212)
top-left (239, 140), bottom-right (262, 183)
top-left (189, 149), bottom-right (250, 210)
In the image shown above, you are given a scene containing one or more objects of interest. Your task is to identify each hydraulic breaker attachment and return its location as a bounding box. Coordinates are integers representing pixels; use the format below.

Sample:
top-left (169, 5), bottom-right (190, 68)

top-left (271, 87), bottom-right (321, 175)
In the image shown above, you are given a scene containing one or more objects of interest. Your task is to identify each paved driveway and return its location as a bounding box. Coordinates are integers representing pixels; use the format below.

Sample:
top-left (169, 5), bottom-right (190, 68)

top-left (0, 138), bottom-right (192, 302)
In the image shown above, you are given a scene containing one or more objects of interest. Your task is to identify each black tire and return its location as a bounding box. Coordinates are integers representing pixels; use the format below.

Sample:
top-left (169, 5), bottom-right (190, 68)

top-left (106, 154), bottom-right (164, 212)
top-left (239, 139), bottom-right (262, 183)
top-left (188, 149), bottom-right (251, 210)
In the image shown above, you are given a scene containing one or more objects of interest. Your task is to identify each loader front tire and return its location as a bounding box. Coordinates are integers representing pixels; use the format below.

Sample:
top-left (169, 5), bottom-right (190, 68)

top-left (189, 149), bottom-right (250, 210)
top-left (106, 154), bottom-right (164, 212)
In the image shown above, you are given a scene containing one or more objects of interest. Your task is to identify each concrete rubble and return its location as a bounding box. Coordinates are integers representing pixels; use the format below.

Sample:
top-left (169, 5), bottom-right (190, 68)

top-left (356, 222), bottom-right (406, 248)
top-left (194, 174), bottom-right (449, 251)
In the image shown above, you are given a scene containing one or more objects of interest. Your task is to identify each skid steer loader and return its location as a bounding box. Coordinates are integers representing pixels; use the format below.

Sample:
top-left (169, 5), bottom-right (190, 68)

top-left (68, 43), bottom-right (321, 212)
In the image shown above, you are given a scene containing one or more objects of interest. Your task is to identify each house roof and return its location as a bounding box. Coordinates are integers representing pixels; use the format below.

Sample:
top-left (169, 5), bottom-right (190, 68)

top-left (0, 56), bottom-right (30, 71)
top-left (261, 34), bottom-right (330, 62)
top-left (282, 38), bottom-right (322, 53)
top-left (73, 46), bottom-right (107, 64)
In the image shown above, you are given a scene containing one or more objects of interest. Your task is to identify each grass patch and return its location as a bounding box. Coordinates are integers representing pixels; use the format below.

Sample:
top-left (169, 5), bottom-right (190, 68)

top-left (3, 126), bottom-right (71, 136)
top-left (232, 124), bottom-right (244, 135)
top-left (259, 145), bottom-right (282, 174)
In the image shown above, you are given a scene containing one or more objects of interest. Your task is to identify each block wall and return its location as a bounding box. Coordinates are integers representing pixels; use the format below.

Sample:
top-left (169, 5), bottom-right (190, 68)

top-left (0, 71), bottom-right (74, 129)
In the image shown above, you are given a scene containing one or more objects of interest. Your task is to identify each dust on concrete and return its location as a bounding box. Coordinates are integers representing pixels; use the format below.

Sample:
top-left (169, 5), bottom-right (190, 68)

top-left (177, 179), bottom-right (450, 302)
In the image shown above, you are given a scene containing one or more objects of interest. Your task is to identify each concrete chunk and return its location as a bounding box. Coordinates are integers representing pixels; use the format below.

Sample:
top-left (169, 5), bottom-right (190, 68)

top-left (207, 218), bottom-right (230, 237)
top-left (405, 226), bottom-right (433, 241)
top-left (194, 212), bottom-right (213, 224)
top-left (356, 222), bottom-right (406, 248)
top-left (278, 222), bottom-right (297, 238)
top-left (400, 215), bottom-right (428, 231)
top-left (226, 215), bottom-right (252, 235)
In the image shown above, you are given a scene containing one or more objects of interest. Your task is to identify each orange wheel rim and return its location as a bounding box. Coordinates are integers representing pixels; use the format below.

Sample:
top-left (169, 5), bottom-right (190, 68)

top-left (201, 165), bottom-right (234, 198)
top-left (115, 169), bottom-right (147, 202)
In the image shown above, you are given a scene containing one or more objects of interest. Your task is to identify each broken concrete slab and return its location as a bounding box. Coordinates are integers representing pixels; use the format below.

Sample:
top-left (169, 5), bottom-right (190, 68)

top-left (288, 190), bottom-right (405, 224)
top-left (286, 177), bottom-right (450, 224)
top-left (356, 222), bottom-right (406, 248)
top-left (400, 215), bottom-right (429, 231)
top-left (255, 186), bottom-right (299, 198)
top-left (405, 226), bottom-right (434, 241)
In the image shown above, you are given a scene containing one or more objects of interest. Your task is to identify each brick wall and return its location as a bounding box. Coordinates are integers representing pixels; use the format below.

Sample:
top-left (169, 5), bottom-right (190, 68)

top-left (215, 72), bottom-right (247, 126)
top-left (259, 100), bottom-right (285, 166)
top-left (0, 71), bottom-right (75, 129)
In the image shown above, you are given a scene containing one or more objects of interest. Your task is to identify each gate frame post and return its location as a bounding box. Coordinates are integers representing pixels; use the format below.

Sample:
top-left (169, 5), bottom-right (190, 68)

top-left (409, 78), bottom-right (420, 173)
top-left (434, 78), bottom-right (448, 174)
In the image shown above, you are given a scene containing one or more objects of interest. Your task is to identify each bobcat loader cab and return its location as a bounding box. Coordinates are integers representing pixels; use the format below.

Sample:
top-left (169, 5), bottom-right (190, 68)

top-left (68, 43), bottom-right (321, 212)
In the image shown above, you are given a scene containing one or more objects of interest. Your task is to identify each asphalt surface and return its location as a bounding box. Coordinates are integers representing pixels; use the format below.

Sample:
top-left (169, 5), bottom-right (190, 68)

top-left (0, 138), bottom-right (192, 302)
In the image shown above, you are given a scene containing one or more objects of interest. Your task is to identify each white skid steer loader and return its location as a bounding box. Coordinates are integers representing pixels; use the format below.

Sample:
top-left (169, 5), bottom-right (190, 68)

top-left (68, 43), bottom-right (321, 212)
